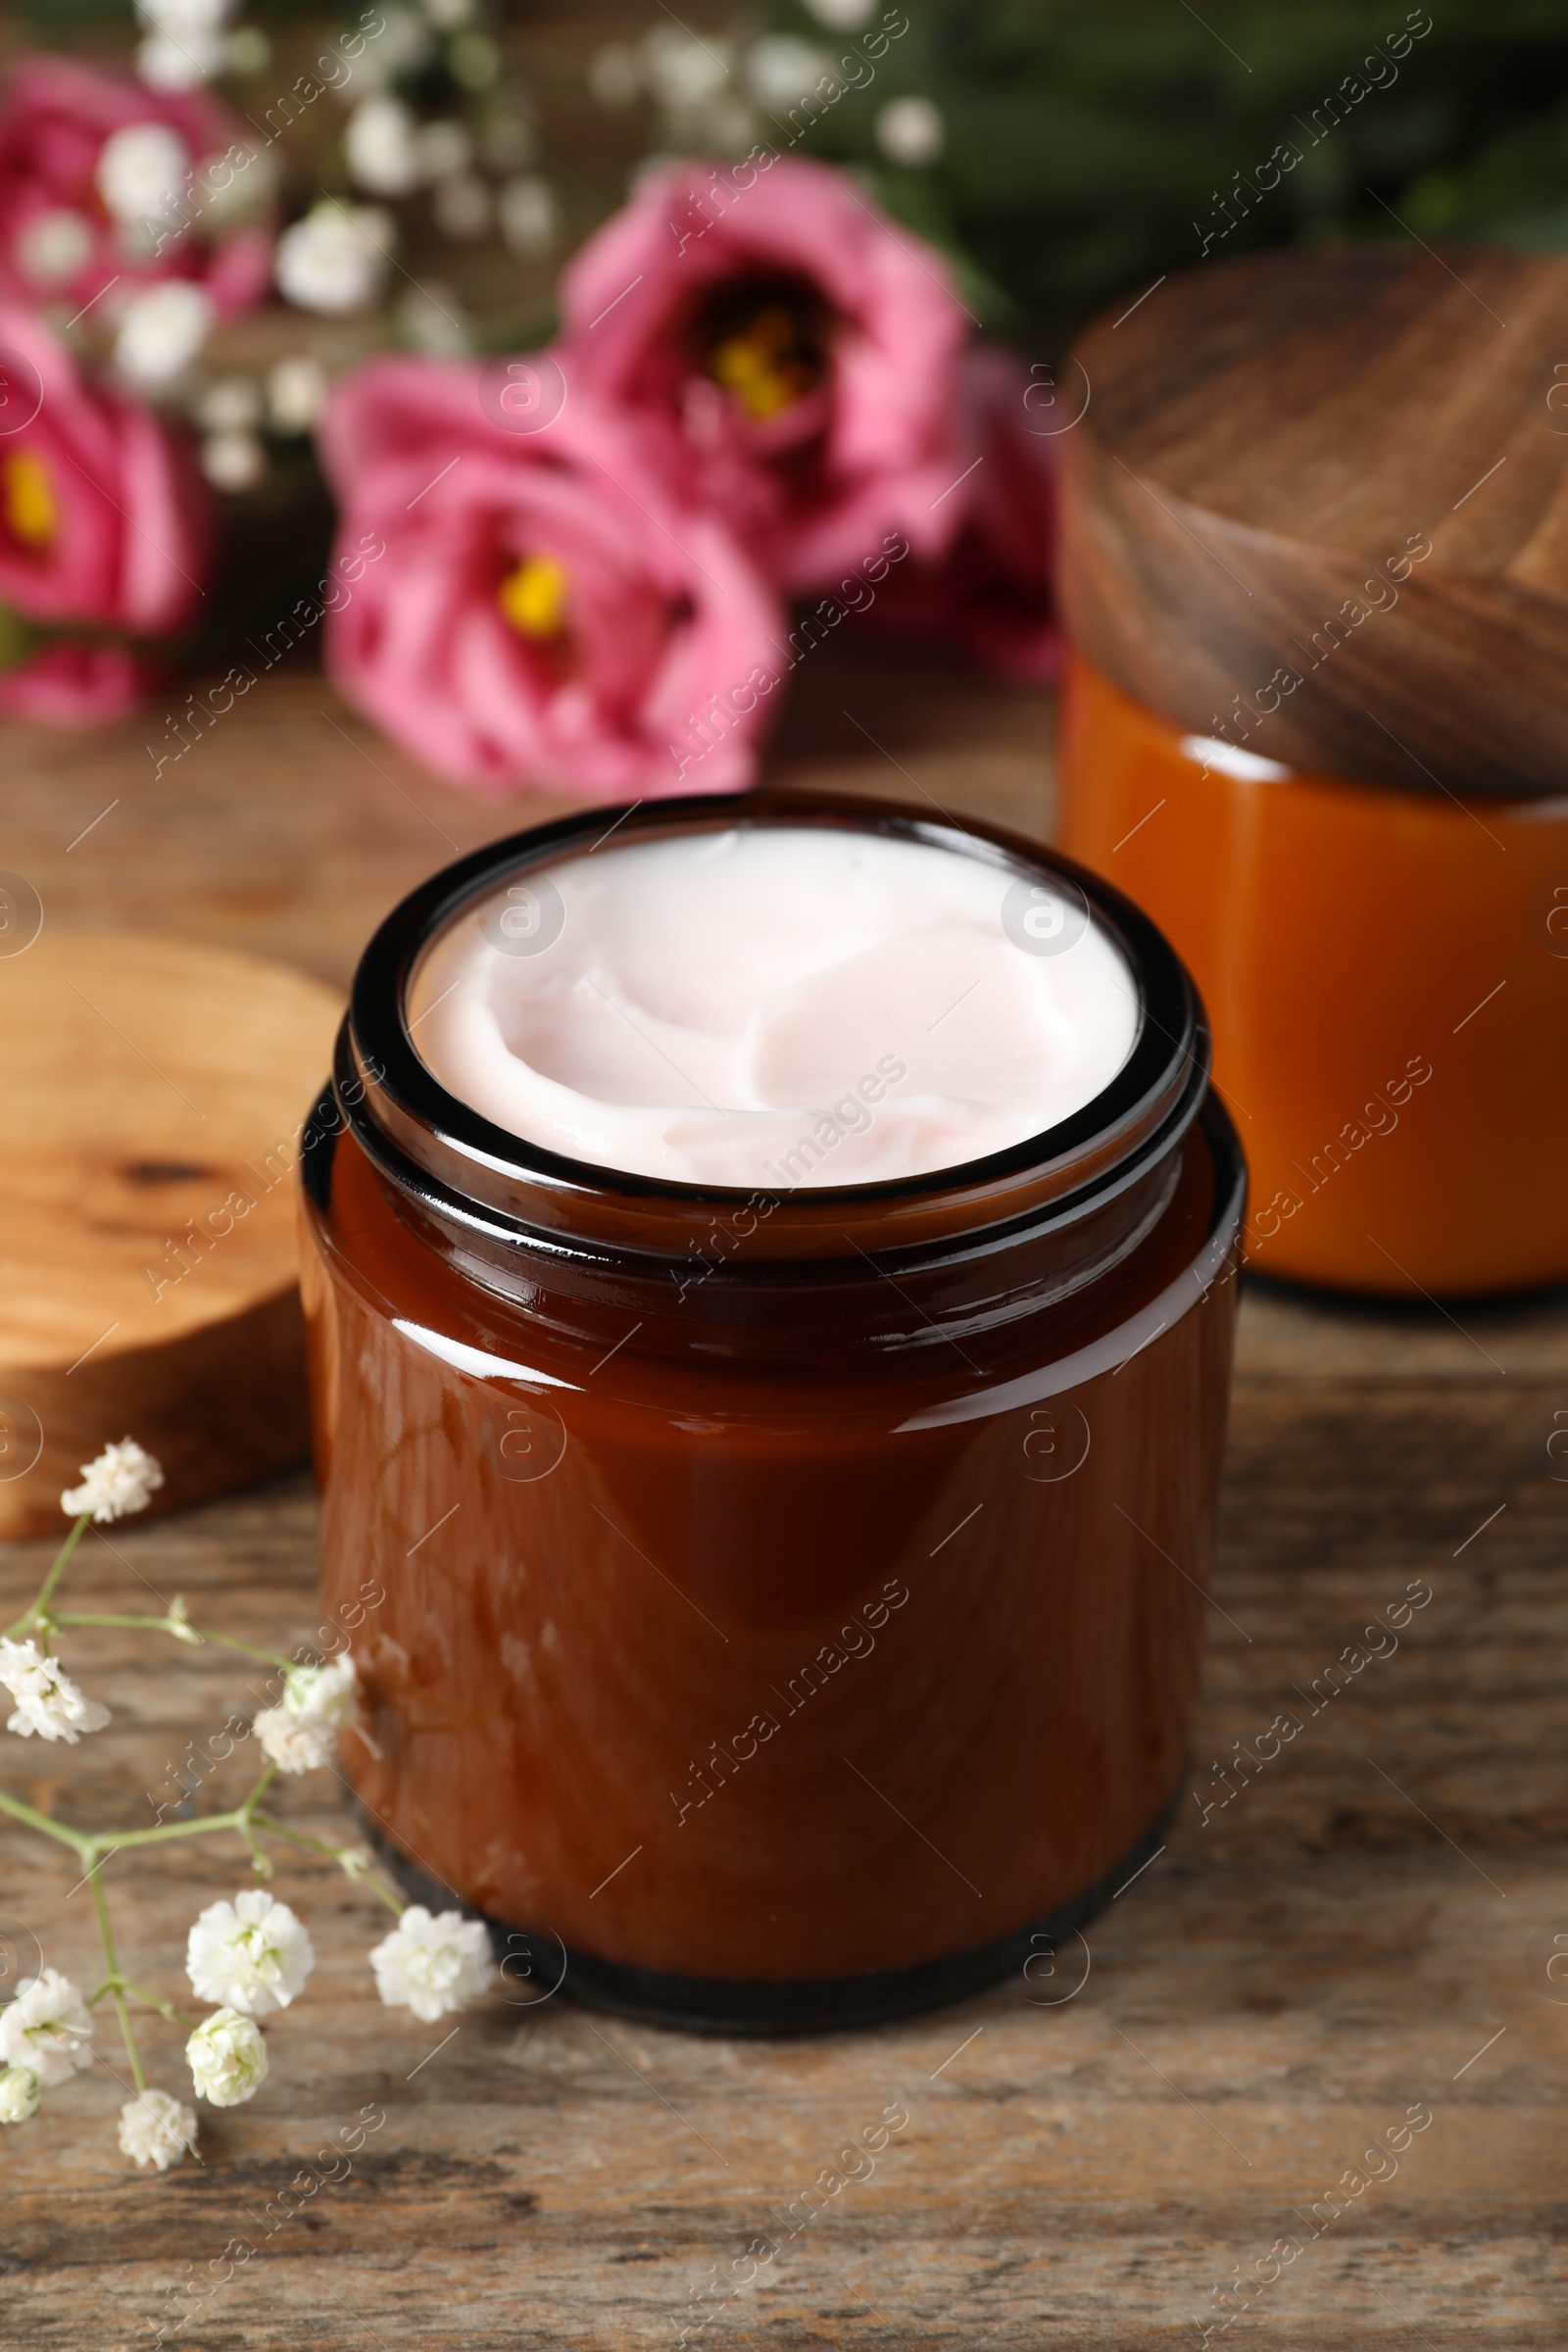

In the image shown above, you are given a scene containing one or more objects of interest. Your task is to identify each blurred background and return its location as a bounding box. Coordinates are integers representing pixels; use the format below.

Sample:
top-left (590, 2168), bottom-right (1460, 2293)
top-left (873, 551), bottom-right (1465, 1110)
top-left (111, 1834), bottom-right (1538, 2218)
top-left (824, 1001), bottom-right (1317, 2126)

top-left (4, 0), bottom-right (1568, 653)
top-left (16, 0), bottom-right (1568, 340)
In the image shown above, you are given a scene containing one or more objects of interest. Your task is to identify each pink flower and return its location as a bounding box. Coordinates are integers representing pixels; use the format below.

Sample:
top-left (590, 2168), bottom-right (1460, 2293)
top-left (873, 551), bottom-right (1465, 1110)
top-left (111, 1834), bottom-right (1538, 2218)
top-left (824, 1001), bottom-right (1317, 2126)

top-left (862, 344), bottom-right (1060, 682)
top-left (0, 639), bottom-right (161, 724)
top-left (556, 154), bottom-right (968, 595)
top-left (0, 57), bottom-right (270, 323)
top-left (0, 303), bottom-right (208, 641)
top-left (317, 355), bottom-right (786, 799)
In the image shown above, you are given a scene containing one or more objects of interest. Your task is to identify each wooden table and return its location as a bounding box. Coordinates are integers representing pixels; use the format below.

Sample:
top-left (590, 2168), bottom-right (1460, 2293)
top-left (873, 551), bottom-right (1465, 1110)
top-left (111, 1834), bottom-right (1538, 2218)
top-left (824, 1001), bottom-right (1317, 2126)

top-left (2, 648), bottom-right (1565, 2348)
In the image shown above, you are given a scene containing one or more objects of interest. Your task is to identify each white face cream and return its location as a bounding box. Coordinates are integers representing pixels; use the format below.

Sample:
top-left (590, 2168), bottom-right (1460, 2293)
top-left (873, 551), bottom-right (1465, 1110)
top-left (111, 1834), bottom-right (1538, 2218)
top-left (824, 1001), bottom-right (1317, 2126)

top-left (407, 825), bottom-right (1140, 1189)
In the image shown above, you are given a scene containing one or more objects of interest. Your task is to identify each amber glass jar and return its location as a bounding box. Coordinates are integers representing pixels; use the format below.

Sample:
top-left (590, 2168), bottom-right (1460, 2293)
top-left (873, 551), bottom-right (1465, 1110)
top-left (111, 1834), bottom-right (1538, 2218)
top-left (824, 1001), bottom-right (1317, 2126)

top-left (1060, 655), bottom-right (1568, 1295)
top-left (299, 791), bottom-right (1243, 2033)
top-left (1059, 243), bottom-right (1568, 1298)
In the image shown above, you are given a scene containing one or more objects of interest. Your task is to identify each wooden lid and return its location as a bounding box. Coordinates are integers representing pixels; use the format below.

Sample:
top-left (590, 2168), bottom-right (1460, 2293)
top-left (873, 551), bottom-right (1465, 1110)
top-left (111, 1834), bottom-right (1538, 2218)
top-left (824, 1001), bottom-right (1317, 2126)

top-left (1060, 243), bottom-right (1568, 797)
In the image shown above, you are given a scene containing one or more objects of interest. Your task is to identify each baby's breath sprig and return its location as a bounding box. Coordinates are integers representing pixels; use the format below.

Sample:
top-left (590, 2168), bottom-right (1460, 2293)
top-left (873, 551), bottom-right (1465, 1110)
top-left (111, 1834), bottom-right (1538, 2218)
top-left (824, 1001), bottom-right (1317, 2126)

top-left (0, 1440), bottom-right (493, 2172)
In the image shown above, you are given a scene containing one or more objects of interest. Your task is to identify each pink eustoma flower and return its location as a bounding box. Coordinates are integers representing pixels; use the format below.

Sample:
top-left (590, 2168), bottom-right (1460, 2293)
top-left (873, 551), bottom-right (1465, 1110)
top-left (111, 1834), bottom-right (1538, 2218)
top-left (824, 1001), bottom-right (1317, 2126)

top-left (555, 154), bottom-right (969, 595)
top-left (0, 303), bottom-right (208, 650)
top-left (0, 639), bottom-right (161, 724)
top-left (863, 345), bottom-right (1061, 682)
top-left (0, 57), bottom-right (271, 322)
top-left (317, 355), bottom-right (786, 799)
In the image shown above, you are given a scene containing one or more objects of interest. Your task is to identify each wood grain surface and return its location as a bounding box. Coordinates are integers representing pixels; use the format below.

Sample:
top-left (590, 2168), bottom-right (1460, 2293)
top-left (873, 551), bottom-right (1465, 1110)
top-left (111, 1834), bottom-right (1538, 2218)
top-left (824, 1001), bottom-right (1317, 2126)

top-left (1060, 244), bottom-right (1568, 794)
top-left (0, 931), bottom-right (342, 1536)
top-left (1, 651), bottom-right (1565, 2349)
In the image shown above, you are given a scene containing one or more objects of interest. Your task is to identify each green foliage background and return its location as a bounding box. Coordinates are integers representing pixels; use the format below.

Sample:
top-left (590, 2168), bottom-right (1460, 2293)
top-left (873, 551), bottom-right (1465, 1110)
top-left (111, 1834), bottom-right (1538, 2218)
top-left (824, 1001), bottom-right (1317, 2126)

top-left (19, 0), bottom-right (1568, 347)
top-left (767, 1), bottom-right (1568, 337)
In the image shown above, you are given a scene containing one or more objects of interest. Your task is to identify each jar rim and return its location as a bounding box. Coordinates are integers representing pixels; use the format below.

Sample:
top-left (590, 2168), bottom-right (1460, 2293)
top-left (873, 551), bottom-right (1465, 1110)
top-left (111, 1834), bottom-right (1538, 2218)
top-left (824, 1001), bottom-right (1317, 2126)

top-left (342, 789), bottom-right (1206, 1263)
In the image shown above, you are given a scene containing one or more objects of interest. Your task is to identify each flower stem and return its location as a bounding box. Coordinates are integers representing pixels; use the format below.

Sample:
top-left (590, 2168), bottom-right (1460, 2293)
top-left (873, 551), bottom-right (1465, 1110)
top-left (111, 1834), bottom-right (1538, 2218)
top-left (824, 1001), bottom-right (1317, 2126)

top-left (4, 1765), bottom-right (281, 1867)
top-left (110, 1985), bottom-right (146, 2095)
top-left (0, 1787), bottom-right (90, 1856)
top-left (52, 1611), bottom-right (293, 1669)
top-left (51, 1612), bottom-right (164, 1631)
top-left (234, 1760), bottom-right (278, 1877)
top-left (87, 1974), bottom-right (194, 2030)
top-left (252, 1811), bottom-right (406, 1916)
top-left (122, 1980), bottom-right (195, 2030)
top-left (87, 1867), bottom-right (145, 2094)
top-left (100, 1809), bottom-right (247, 1852)
top-left (4, 1512), bottom-right (91, 1639)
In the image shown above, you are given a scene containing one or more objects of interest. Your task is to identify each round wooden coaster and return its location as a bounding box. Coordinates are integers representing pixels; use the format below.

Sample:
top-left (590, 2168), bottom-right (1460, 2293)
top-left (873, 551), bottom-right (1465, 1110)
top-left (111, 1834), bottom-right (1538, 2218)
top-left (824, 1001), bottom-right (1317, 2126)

top-left (0, 926), bottom-right (343, 1538)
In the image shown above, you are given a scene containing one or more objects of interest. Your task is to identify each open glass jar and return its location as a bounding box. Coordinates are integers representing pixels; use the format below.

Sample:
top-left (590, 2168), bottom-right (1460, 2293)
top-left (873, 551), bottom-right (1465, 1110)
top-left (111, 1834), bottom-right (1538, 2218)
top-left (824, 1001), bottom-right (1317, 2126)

top-left (299, 791), bottom-right (1244, 2033)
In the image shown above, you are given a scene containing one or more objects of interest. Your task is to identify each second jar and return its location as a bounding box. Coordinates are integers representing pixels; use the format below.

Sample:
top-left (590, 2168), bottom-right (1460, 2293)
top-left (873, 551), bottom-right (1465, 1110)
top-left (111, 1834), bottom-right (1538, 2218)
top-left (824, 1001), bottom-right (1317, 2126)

top-left (1058, 242), bottom-right (1568, 1298)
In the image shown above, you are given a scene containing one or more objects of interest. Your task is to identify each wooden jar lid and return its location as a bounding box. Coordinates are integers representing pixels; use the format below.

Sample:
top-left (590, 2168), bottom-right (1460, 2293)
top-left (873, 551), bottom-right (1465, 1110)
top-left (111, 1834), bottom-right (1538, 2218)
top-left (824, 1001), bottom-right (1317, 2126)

top-left (1060, 243), bottom-right (1568, 797)
top-left (0, 928), bottom-right (342, 1537)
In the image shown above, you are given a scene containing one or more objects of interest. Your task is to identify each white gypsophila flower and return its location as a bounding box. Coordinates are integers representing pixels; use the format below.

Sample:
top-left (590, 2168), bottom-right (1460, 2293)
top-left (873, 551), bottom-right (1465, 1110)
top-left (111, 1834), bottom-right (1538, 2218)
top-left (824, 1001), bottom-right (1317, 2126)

top-left (186, 2007), bottom-right (268, 2106)
top-left (115, 280), bottom-right (214, 383)
top-left (200, 430), bottom-right (265, 492)
top-left (119, 2087), bottom-right (197, 2171)
top-left (96, 122), bottom-right (190, 230)
top-left (337, 3), bottom-right (431, 97)
top-left (196, 375), bottom-right (263, 432)
top-left (0, 1638), bottom-right (111, 1744)
top-left (875, 95), bottom-right (945, 167)
top-left (252, 1653), bottom-right (359, 1776)
top-left (132, 0), bottom-right (232, 79)
top-left (225, 24), bottom-right (270, 74)
top-left (15, 208), bottom-right (93, 286)
top-left (135, 0), bottom-right (232, 74)
top-left (804, 0), bottom-right (877, 26)
top-left (393, 282), bottom-right (471, 357)
top-left (201, 139), bottom-right (277, 231)
top-left (372, 4), bottom-right (434, 75)
top-left (0, 2066), bottom-right (40, 2123)
top-left (700, 94), bottom-right (759, 157)
top-left (433, 172), bottom-right (489, 240)
top-left (368, 1906), bottom-right (490, 2023)
top-left (136, 0), bottom-right (231, 40)
top-left (416, 120), bottom-right (470, 181)
top-left (447, 29), bottom-right (500, 92)
top-left (275, 202), bottom-right (392, 315)
top-left (62, 1438), bottom-right (165, 1525)
top-left (136, 33), bottom-right (219, 86)
top-left (268, 354), bottom-right (327, 433)
top-left (588, 42), bottom-right (640, 109)
top-left (480, 113), bottom-right (537, 172)
top-left (498, 174), bottom-right (557, 260)
top-left (187, 1890), bottom-right (315, 2016)
top-left (745, 36), bottom-right (833, 113)
top-left (644, 25), bottom-right (733, 114)
top-left (0, 1970), bottom-right (93, 2088)
top-left (345, 93), bottom-right (422, 195)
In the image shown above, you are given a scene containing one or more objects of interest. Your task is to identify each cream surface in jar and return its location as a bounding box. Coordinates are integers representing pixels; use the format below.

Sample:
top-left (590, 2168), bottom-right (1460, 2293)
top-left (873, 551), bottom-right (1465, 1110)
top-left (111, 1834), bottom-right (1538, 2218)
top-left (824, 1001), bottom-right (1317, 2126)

top-left (407, 824), bottom-right (1140, 1188)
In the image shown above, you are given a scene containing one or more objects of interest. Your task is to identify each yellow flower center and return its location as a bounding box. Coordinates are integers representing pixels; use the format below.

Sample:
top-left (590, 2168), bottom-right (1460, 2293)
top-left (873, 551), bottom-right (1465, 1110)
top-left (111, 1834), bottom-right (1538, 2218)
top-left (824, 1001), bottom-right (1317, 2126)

top-left (709, 304), bottom-right (819, 422)
top-left (498, 552), bottom-right (569, 640)
top-left (3, 451), bottom-right (58, 550)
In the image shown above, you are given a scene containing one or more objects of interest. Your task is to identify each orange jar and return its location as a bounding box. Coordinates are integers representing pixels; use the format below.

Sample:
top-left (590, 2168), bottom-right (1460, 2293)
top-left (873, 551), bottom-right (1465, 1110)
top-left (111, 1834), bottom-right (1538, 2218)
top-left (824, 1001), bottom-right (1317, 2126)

top-left (1059, 655), bottom-right (1568, 1295)
top-left (1058, 242), bottom-right (1568, 1297)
